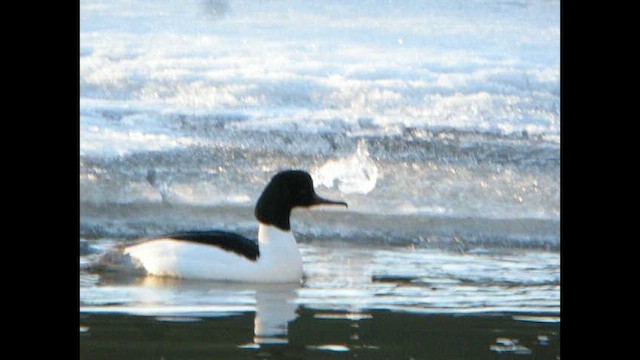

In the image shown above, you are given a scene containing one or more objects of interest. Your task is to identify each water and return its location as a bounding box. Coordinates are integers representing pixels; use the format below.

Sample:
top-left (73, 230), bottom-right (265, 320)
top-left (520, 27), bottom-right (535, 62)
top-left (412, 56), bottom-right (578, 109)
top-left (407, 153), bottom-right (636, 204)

top-left (80, 0), bottom-right (560, 358)
top-left (80, 0), bottom-right (559, 226)
top-left (81, 310), bottom-right (560, 359)
top-left (81, 242), bottom-right (559, 358)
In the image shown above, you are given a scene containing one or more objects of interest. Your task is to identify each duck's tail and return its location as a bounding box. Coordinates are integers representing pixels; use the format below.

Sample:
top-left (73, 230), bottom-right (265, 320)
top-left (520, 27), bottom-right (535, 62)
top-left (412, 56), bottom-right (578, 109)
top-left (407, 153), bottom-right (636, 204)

top-left (81, 241), bottom-right (146, 276)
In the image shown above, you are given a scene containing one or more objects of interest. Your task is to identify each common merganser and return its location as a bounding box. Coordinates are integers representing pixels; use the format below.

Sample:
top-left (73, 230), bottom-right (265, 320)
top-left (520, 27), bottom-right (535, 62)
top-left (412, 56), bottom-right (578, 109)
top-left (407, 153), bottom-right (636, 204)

top-left (124, 170), bottom-right (347, 283)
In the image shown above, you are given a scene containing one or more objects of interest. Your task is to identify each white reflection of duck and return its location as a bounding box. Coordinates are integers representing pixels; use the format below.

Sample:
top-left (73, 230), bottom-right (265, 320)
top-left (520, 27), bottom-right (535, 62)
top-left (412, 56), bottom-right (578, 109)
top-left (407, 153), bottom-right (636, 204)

top-left (135, 278), bottom-right (300, 345)
top-left (253, 283), bottom-right (299, 345)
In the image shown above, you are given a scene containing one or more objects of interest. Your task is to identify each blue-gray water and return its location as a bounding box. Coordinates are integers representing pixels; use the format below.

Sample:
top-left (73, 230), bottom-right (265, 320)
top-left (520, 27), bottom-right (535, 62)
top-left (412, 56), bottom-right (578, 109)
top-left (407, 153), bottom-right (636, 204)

top-left (80, 0), bottom-right (560, 358)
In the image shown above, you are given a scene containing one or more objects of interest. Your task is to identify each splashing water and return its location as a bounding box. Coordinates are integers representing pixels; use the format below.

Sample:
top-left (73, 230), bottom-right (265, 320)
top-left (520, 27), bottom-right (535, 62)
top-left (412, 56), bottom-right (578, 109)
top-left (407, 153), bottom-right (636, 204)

top-left (80, 0), bottom-right (559, 248)
top-left (313, 140), bottom-right (379, 195)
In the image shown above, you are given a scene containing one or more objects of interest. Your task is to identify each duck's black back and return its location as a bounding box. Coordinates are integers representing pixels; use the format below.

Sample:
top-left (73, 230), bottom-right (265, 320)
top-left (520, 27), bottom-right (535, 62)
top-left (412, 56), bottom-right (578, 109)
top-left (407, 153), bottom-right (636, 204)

top-left (164, 230), bottom-right (260, 261)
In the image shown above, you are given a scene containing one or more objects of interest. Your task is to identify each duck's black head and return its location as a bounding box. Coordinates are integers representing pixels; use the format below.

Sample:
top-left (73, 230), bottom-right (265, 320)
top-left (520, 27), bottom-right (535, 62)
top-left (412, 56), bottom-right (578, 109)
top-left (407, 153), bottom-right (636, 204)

top-left (254, 170), bottom-right (348, 231)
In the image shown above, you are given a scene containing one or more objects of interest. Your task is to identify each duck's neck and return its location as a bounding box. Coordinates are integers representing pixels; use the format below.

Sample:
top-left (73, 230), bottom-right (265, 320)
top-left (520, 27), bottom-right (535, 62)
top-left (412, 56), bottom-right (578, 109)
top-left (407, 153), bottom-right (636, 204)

top-left (256, 223), bottom-right (303, 280)
top-left (257, 222), bottom-right (301, 259)
top-left (258, 223), bottom-right (296, 247)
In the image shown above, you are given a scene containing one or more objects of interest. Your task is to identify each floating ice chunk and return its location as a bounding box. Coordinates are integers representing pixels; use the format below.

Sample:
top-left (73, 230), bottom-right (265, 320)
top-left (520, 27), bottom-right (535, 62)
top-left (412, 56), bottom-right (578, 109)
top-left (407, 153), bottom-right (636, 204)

top-left (307, 344), bottom-right (350, 352)
top-left (496, 338), bottom-right (515, 346)
top-left (154, 316), bottom-right (203, 323)
top-left (512, 315), bottom-right (560, 323)
top-left (538, 335), bottom-right (550, 345)
top-left (313, 140), bottom-right (378, 195)
top-left (313, 313), bottom-right (373, 321)
top-left (490, 338), bottom-right (532, 355)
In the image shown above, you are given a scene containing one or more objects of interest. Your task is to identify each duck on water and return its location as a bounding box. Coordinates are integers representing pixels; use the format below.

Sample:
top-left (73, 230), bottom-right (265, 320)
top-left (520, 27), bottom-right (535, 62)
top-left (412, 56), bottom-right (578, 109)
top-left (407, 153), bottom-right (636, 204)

top-left (123, 170), bottom-right (348, 283)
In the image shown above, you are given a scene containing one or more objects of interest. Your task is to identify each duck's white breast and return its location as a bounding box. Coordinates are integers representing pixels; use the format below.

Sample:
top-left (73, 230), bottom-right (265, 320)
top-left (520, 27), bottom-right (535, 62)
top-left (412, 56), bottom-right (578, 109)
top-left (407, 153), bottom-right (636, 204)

top-left (255, 224), bottom-right (303, 282)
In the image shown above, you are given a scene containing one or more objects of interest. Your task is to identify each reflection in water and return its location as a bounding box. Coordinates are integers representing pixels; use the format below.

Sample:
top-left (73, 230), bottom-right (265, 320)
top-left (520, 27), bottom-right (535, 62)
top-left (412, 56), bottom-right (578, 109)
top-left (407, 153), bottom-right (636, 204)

top-left (93, 276), bottom-right (301, 346)
top-left (83, 243), bottom-right (559, 318)
top-left (80, 245), bottom-right (560, 359)
top-left (80, 308), bottom-right (561, 360)
top-left (253, 284), bottom-right (299, 345)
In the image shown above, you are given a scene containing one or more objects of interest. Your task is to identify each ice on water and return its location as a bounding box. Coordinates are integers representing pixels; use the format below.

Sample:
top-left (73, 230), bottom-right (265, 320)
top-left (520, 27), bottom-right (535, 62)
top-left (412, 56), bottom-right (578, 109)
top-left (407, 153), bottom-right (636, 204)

top-left (80, 0), bottom-right (560, 322)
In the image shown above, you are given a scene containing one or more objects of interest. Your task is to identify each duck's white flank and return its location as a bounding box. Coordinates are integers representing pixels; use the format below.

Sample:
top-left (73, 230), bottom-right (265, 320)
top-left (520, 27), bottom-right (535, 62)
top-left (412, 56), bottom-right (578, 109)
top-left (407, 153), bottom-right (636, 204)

top-left (123, 224), bottom-right (303, 283)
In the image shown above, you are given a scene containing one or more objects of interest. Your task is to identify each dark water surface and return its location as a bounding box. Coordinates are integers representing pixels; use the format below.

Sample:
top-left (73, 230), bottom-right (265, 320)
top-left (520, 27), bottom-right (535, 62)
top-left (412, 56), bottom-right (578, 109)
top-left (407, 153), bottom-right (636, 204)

top-left (81, 241), bottom-right (559, 359)
top-left (80, 309), bottom-right (559, 360)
